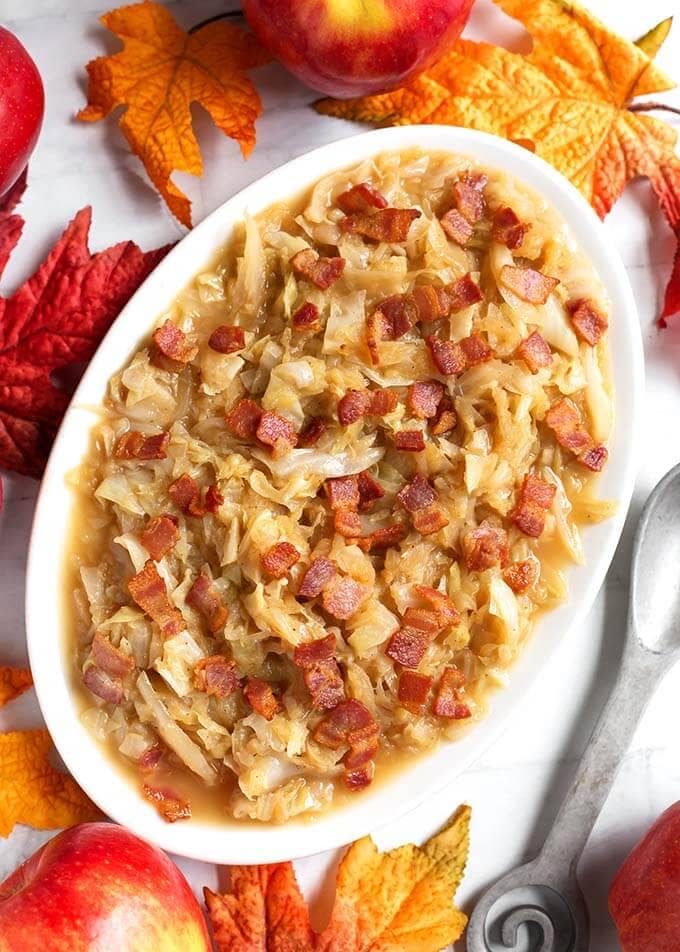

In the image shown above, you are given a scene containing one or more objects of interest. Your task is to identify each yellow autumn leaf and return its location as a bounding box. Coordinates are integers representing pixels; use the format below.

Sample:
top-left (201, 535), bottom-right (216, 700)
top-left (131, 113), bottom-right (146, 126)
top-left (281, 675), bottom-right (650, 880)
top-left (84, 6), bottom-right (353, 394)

top-left (0, 667), bottom-right (32, 708)
top-left (78, 1), bottom-right (270, 227)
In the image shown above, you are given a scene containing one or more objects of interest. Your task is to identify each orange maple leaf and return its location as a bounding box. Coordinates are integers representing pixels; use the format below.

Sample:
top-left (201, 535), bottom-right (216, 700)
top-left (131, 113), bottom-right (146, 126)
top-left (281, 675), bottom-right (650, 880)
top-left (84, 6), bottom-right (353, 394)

top-left (78, 1), bottom-right (270, 227)
top-left (205, 804), bottom-right (470, 951)
top-left (316, 0), bottom-right (680, 325)
top-left (0, 666), bottom-right (32, 707)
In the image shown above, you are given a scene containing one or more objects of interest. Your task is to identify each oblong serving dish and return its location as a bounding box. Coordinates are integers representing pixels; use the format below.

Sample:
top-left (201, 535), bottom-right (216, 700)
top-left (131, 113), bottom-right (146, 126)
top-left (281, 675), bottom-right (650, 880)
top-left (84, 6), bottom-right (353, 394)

top-left (26, 125), bottom-right (642, 864)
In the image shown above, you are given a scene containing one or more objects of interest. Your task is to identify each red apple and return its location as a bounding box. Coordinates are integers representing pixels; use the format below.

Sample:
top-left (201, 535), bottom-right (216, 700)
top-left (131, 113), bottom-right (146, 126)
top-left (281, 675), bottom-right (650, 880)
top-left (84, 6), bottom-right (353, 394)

top-left (0, 823), bottom-right (211, 952)
top-left (0, 27), bottom-right (44, 198)
top-left (609, 801), bottom-right (680, 952)
top-left (243, 0), bottom-right (475, 98)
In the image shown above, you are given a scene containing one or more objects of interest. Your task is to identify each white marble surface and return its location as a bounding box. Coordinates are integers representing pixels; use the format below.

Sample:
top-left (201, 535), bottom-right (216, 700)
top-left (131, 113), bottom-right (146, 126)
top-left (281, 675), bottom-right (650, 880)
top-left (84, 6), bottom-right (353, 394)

top-left (0, 1), bottom-right (679, 948)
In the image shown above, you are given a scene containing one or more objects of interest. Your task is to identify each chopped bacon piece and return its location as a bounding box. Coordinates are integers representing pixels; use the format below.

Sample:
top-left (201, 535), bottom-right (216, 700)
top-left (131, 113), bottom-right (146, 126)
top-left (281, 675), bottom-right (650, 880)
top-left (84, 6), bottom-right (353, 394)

top-left (414, 584), bottom-right (460, 626)
top-left (292, 301), bottom-right (321, 331)
top-left (256, 411), bottom-right (298, 457)
top-left (398, 670), bottom-right (433, 713)
top-left (194, 656), bottom-right (240, 698)
top-left (293, 633), bottom-right (336, 667)
top-left (394, 430), bottom-right (425, 452)
top-left (434, 666), bottom-right (471, 719)
top-left (462, 523), bottom-right (509, 571)
top-left (186, 572), bottom-right (229, 633)
top-left (413, 284), bottom-right (451, 322)
top-left (313, 698), bottom-right (379, 757)
top-left (208, 324), bottom-right (245, 354)
top-left (426, 336), bottom-right (466, 375)
top-left (298, 417), bottom-right (326, 447)
top-left (365, 309), bottom-right (390, 365)
top-left (430, 396), bottom-right (457, 436)
top-left (386, 628), bottom-right (428, 668)
top-left (344, 763), bottom-right (375, 790)
top-left (357, 470), bottom-right (384, 511)
top-left (303, 660), bottom-right (345, 710)
top-left (297, 558), bottom-right (338, 598)
top-left (491, 206), bottom-right (530, 249)
top-left (168, 473), bottom-right (204, 517)
top-left (407, 380), bottom-right (444, 419)
top-left (440, 208), bottom-right (473, 245)
top-left (500, 265), bottom-right (560, 304)
top-left (460, 333), bottom-right (493, 367)
top-left (92, 631), bottom-right (135, 677)
top-left (140, 514), bottom-right (179, 561)
top-left (503, 560), bottom-right (538, 593)
top-left (340, 207), bottom-right (421, 242)
top-left (357, 523), bottom-right (405, 553)
top-left (402, 607), bottom-right (440, 634)
top-left (452, 172), bottom-right (488, 223)
top-left (397, 473), bottom-right (437, 512)
top-left (336, 182), bottom-right (388, 214)
top-left (325, 475), bottom-right (360, 511)
top-left (510, 474), bottom-right (556, 538)
top-left (291, 248), bottom-right (346, 289)
top-left (261, 541), bottom-right (301, 578)
top-left (151, 320), bottom-right (197, 367)
top-left (322, 576), bottom-right (369, 621)
top-left (337, 389), bottom-right (371, 425)
top-left (448, 274), bottom-right (484, 312)
top-left (518, 331), bottom-right (552, 373)
top-left (83, 665), bottom-right (123, 705)
top-left (412, 505), bottom-right (449, 535)
top-left (368, 389), bottom-right (398, 415)
top-left (204, 485), bottom-right (223, 514)
top-left (138, 746), bottom-right (163, 772)
top-left (114, 430), bottom-right (169, 461)
top-left (567, 298), bottom-right (609, 345)
top-left (580, 444), bottom-right (608, 472)
top-left (244, 677), bottom-right (280, 720)
top-left (142, 784), bottom-right (191, 823)
top-left (545, 398), bottom-right (594, 455)
top-left (128, 561), bottom-right (183, 638)
top-left (225, 398), bottom-right (262, 439)
top-left (334, 510), bottom-right (362, 538)
top-left (379, 294), bottom-right (419, 338)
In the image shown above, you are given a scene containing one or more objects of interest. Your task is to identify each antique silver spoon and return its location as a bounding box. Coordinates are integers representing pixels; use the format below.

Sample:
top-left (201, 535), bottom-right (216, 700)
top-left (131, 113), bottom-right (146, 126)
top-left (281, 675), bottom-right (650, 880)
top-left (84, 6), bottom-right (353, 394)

top-left (466, 461), bottom-right (680, 952)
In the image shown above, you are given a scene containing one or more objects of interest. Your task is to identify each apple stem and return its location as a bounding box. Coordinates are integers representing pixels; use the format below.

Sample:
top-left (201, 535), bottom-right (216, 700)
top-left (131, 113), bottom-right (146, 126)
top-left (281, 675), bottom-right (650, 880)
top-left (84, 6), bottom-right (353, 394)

top-left (628, 101), bottom-right (680, 117)
top-left (188, 11), bottom-right (243, 34)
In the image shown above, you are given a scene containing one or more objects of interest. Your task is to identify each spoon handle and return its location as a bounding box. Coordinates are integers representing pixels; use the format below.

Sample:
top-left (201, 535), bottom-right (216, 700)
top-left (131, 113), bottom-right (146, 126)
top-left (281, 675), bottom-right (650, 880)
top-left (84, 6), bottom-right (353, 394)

top-left (535, 633), bottom-right (668, 879)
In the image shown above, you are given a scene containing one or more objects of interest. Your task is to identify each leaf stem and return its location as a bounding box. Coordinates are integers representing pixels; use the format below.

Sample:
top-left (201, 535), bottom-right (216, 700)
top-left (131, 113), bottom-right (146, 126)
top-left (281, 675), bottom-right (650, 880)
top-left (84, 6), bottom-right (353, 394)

top-left (188, 10), bottom-right (243, 34)
top-left (628, 101), bottom-right (680, 117)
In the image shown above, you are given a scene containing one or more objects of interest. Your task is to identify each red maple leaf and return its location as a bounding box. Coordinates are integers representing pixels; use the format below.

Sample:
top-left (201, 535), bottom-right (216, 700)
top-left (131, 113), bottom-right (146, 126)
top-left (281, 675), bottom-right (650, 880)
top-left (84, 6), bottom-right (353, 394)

top-left (0, 179), bottom-right (172, 480)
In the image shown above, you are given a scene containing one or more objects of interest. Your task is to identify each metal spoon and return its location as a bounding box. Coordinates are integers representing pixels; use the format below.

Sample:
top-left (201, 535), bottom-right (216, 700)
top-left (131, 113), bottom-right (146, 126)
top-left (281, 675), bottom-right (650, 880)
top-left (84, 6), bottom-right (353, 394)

top-left (466, 461), bottom-right (680, 952)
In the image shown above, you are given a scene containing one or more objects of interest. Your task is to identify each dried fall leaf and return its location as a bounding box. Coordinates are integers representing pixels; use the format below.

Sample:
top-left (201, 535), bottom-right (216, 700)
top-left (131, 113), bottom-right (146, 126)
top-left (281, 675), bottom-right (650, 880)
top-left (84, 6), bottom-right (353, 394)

top-left (316, 0), bottom-right (680, 325)
top-left (0, 168), bottom-right (27, 279)
top-left (0, 729), bottom-right (100, 837)
top-left (0, 667), bottom-right (32, 708)
top-left (205, 804), bottom-right (471, 951)
top-left (78, 1), bottom-right (270, 227)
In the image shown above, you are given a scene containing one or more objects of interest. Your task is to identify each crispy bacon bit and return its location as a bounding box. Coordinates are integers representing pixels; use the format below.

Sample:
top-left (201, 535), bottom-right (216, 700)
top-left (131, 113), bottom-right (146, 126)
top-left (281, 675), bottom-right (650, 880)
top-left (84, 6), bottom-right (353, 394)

top-left (567, 297), bottom-right (609, 345)
top-left (357, 523), bottom-right (405, 552)
top-left (440, 208), bottom-right (473, 245)
top-left (298, 417), bottom-right (326, 447)
top-left (413, 285), bottom-right (450, 322)
top-left (256, 411), bottom-right (298, 457)
top-left (366, 309), bottom-right (390, 365)
top-left (244, 677), bottom-right (280, 720)
top-left (434, 666), bottom-right (471, 719)
top-left (500, 265), bottom-right (560, 304)
top-left (394, 430), bottom-right (425, 452)
top-left (338, 389), bottom-right (371, 425)
top-left (344, 763), bottom-right (375, 790)
top-left (503, 560), bottom-right (538, 593)
top-left (407, 380), bottom-right (444, 419)
top-left (380, 294), bottom-right (419, 338)
top-left (208, 324), bottom-right (245, 354)
top-left (340, 207), bottom-right (421, 242)
top-left (336, 182), bottom-right (388, 214)
top-left (303, 660), bottom-right (345, 710)
top-left (368, 389), bottom-right (398, 415)
top-left (580, 444), bottom-right (608, 472)
top-left (518, 331), bottom-right (552, 373)
top-left (386, 628), bottom-right (428, 668)
top-left (511, 474), bottom-right (556, 538)
top-left (415, 584), bottom-right (460, 626)
top-left (151, 320), bottom-right (197, 367)
top-left (92, 631), bottom-right (134, 677)
top-left (297, 558), bottom-right (338, 599)
top-left (545, 398), bottom-right (594, 455)
top-left (325, 475), bottom-right (360, 511)
top-left (412, 506), bottom-right (449, 535)
top-left (140, 514), bottom-right (179, 561)
top-left (397, 473), bottom-right (437, 512)
top-left (453, 172), bottom-right (488, 223)
top-left (204, 485), bottom-right (223, 514)
top-left (294, 634), bottom-right (336, 668)
top-left (128, 561), bottom-right (183, 638)
top-left (260, 541), bottom-right (301, 578)
top-left (426, 336), bottom-right (466, 375)
top-left (448, 273), bottom-right (484, 312)
top-left (142, 783), bottom-right (191, 823)
top-left (291, 248), bottom-right (345, 289)
top-left (403, 607), bottom-right (440, 634)
top-left (334, 510), bottom-right (362, 538)
top-left (83, 665), bottom-right (123, 705)
top-left (186, 572), bottom-right (229, 633)
top-left (114, 430), bottom-right (169, 461)
top-left (357, 470), bottom-right (384, 511)
top-left (194, 656), bottom-right (240, 698)
top-left (460, 332), bottom-right (493, 367)
top-left (138, 746), bottom-right (163, 772)
top-left (491, 206), bottom-right (530, 249)
top-left (398, 670), bottom-right (433, 713)
top-left (322, 576), bottom-right (369, 621)
top-left (462, 523), bottom-right (509, 571)
top-left (168, 473), bottom-right (204, 517)
top-left (292, 301), bottom-right (321, 331)
top-left (313, 699), bottom-right (379, 761)
top-left (225, 398), bottom-right (262, 439)
top-left (430, 396), bottom-right (457, 435)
